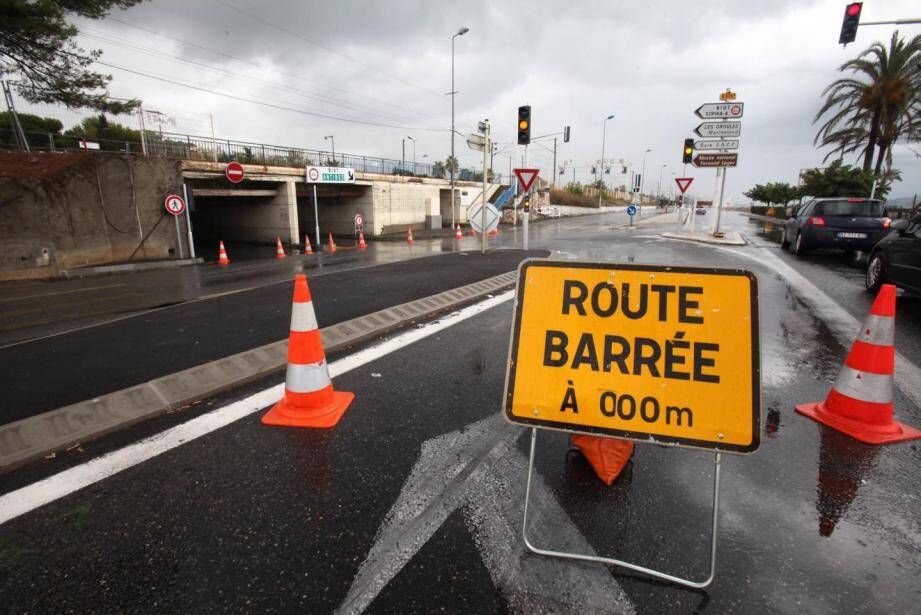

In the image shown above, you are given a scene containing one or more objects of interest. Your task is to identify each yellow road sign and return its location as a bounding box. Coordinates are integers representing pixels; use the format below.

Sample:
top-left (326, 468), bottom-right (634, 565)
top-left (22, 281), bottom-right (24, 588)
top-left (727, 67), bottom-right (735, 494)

top-left (503, 260), bottom-right (761, 453)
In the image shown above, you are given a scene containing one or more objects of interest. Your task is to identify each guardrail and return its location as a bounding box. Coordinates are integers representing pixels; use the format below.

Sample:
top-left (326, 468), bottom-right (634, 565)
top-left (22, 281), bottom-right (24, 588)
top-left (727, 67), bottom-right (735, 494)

top-left (0, 127), bottom-right (474, 179)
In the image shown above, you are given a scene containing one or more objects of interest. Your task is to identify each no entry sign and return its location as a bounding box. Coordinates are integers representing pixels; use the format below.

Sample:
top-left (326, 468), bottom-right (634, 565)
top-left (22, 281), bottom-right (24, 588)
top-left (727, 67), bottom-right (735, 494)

top-left (503, 260), bottom-right (761, 453)
top-left (164, 194), bottom-right (186, 216)
top-left (225, 161), bottom-right (244, 183)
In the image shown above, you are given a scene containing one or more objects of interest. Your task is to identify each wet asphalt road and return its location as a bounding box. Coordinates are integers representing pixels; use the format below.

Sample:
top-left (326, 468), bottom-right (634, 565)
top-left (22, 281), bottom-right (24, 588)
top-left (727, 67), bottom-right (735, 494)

top-left (0, 248), bottom-right (547, 424)
top-left (1, 210), bottom-right (920, 613)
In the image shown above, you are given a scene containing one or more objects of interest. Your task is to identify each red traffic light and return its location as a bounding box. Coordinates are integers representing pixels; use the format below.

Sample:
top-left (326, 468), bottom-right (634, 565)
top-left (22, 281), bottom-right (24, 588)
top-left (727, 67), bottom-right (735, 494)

top-left (847, 2), bottom-right (861, 16)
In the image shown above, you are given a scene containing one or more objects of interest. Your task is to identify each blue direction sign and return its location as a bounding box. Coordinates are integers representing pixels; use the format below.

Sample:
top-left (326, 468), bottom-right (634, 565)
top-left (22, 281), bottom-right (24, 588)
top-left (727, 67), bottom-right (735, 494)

top-left (626, 204), bottom-right (637, 216)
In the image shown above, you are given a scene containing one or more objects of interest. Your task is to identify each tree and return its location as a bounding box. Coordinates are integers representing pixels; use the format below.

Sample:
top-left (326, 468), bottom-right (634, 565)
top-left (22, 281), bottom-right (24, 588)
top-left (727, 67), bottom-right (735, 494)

top-left (744, 182), bottom-right (800, 206)
top-left (814, 32), bottom-right (921, 174)
top-left (431, 160), bottom-right (446, 179)
top-left (798, 159), bottom-right (895, 199)
top-left (64, 114), bottom-right (140, 142)
top-left (1, 110), bottom-right (63, 149)
top-left (1, 0), bottom-right (143, 114)
top-left (445, 155), bottom-right (459, 175)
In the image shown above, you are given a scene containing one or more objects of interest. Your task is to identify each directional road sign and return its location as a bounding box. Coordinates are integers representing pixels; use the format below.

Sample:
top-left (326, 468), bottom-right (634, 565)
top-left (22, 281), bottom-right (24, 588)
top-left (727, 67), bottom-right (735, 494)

top-left (225, 161), bottom-right (244, 183)
top-left (695, 103), bottom-right (744, 119)
top-left (466, 133), bottom-right (486, 152)
top-left (675, 177), bottom-right (694, 194)
top-left (694, 139), bottom-right (739, 151)
top-left (513, 168), bottom-right (540, 192)
top-left (694, 122), bottom-right (741, 138)
top-left (504, 260), bottom-right (761, 453)
top-left (164, 194), bottom-right (186, 216)
top-left (626, 204), bottom-right (637, 216)
top-left (693, 153), bottom-right (738, 168)
top-left (305, 166), bottom-right (355, 183)
top-left (468, 201), bottom-right (500, 234)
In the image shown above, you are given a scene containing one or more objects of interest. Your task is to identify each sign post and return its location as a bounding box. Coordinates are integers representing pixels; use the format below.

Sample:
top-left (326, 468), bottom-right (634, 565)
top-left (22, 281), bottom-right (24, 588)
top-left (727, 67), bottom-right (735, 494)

top-left (306, 165), bottom-right (357, 246)
top-left (514, 168), bottom-right (540, 251)
top-left (164, 194), bottom-right (187, 259)
top-left (504, 260), bottom-right (761, 588)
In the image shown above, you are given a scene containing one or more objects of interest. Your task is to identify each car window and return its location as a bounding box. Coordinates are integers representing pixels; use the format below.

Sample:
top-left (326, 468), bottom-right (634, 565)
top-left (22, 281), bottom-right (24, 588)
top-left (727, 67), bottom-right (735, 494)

top-left (815, 200), bottom-right (882, 217)
top-left (798, 202), bottom-right (814, 218)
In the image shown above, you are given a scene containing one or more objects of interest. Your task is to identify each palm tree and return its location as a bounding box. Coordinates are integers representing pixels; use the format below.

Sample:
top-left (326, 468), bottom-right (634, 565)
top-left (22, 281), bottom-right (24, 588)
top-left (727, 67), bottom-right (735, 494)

top-left (814, 32), bottom-right (921, 174)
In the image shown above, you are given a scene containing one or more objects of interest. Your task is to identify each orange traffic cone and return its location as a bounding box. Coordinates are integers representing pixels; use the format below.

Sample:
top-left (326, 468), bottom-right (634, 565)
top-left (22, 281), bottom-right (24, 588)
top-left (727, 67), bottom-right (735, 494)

top-left (262, 275), bottom-right (354, 428)
top-left (357, 230), bottom-right (367, 249)
top-left (303, 235), bottom-right (313, 255)
top-left (455, 225), bottom-right (463, 240)
top-left (327, 233), bottom-right (337, 253)
top-left (217, 241), bottom-right (231, 265)
top-left (275, 237), bottom-right (286, 259)
top-left (406, 227), bottom-right (414, 245)
top-left (796, 284), bottom-right (921, 444)
top-left (572, 435), bottom-right (634, 484)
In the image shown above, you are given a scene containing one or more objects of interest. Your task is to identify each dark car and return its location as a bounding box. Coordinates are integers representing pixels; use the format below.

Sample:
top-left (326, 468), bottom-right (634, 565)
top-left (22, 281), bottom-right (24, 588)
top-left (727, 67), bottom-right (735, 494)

top-left (866, 214), bottom-right (921, 294)
top-left (782, 198), bottom-right (891, 256)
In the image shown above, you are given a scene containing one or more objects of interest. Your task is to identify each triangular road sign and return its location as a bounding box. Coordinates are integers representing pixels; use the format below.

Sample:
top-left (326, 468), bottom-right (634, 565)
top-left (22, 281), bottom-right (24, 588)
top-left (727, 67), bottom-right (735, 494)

top-left (674, 177), bottom-right (694, 194)
top-left (514, 168), bottom-right (540, 192)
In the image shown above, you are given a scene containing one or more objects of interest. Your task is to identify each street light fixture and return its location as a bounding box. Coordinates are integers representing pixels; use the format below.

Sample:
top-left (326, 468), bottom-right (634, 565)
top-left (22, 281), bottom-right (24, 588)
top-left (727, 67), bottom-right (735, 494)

top-left (640, 148), bottom-right (651, 196)
top-left (657, 163), bottom-right (667, 198)
top-left (324, 135), bottom-right (335, 163)
top-left (598, 114), bottom-right (614, 207)
top-left (449, 26), bottom-right (469, 230)
top-left (406, 135), bottom-right (415, 172)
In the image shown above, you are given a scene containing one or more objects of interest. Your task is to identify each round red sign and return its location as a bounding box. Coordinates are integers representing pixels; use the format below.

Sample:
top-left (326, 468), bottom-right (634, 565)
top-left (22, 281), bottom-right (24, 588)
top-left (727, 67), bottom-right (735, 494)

top-left (164, 194), bottom-right (186, 216)
top-left (225, 161), bottom-right (244, 184)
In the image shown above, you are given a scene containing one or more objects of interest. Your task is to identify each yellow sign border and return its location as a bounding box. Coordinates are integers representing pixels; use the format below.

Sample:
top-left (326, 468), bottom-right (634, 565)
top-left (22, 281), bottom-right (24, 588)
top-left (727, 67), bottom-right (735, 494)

top-left (502, 259), bottom-right (761, 454)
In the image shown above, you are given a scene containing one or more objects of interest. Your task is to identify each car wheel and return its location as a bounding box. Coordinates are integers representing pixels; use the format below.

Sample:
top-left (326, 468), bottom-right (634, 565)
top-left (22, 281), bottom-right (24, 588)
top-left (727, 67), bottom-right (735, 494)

top-left (792, 232), bottom-right (807, 256)
top-left (866, 252), bottom-right (885, 292)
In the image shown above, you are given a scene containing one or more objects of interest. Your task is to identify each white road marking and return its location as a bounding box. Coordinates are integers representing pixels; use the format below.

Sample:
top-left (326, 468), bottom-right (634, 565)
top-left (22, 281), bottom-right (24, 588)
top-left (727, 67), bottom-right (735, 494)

top-left (0, 291), bottom-right (515, 526)
top-left (337, 415), bottom-right (634, 615)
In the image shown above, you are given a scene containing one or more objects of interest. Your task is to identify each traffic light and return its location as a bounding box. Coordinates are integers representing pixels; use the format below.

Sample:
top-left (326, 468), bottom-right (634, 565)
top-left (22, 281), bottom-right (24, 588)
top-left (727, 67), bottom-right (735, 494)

top-left (517, 105), bottom-right (531, 145)
top-left (839, 3), bottom-right (862, 45)
top-left (563, 126), bottom-right (571, 143)
top-left (682, 138), bottom-right (694, 164)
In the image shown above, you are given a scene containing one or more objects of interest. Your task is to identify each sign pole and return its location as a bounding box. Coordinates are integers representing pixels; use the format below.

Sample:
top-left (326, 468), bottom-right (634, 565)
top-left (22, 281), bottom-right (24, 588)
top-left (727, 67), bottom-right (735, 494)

top-left (182, 183), bottom-right (196, 259)
top-left (313, 185), bottom-right (320, 247)
top-left (714, 167), bottom-right (727, 235)
top-left (481, 121), bottom-right (490, 254)
top-left (523, 144), bottom-right (529, 251)
top-left (174, 213), bottom-right (184, 259)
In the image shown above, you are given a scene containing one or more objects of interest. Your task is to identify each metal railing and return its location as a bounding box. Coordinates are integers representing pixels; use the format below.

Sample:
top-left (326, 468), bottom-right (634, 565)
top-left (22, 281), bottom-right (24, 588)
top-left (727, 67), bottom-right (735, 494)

top-left (0, 127), bottom-right (489, 179)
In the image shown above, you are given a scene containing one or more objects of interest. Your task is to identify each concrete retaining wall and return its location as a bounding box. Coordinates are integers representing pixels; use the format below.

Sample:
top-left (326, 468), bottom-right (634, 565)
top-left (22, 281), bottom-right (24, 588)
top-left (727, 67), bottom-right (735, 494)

top-left (0, 153), bottom-right (185, 280)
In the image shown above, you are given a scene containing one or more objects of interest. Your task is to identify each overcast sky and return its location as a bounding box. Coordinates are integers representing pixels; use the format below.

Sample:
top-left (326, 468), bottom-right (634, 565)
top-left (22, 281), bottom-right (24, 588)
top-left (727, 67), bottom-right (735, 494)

top-left (57, 0), bottom-right (921, 200)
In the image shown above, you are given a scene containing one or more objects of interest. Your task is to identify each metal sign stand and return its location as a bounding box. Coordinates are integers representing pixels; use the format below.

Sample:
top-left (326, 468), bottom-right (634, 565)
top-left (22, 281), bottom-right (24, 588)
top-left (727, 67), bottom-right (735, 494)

top-left (521, 427), bottom-right (723, 589)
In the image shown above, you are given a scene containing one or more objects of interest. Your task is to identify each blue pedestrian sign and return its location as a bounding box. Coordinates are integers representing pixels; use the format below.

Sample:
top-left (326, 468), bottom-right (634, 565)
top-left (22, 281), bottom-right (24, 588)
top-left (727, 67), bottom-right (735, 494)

top-left (626, 204), bottom-right (637, 216)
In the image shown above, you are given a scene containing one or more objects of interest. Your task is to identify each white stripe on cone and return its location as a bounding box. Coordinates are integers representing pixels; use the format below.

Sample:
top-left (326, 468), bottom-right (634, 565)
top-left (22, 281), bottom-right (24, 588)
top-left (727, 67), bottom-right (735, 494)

top-left (286, 360), bottom-right (332, 393)
top-left (832, 366), bottom-right (893, 404)
top-left (290, 301), bottom-right (319, 332)
top-left (857, 314), bottom-right (895, 346)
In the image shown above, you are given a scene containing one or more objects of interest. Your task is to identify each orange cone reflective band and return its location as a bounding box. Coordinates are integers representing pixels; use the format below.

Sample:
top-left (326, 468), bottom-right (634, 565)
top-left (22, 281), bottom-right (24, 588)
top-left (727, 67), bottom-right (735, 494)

top-left (796, 284), bottom-right (921, 444)
top-left (275, 237), bottom-right (286, 259)
top-left (357, 230), bottom-right (367, 249)
top-left (407, 227), bottom-right (414, 245)
top-left (455, 225), bottom-right (463, 239)
top-left (218, 241), bottom-right (231, 265)
top-left (303, 234), bottom-right (313, 254)
top-left (262, 275), bottom-right (354, 428)
top-left (327, 232), bottom-right (337, 253)
top-left (572, 435), bottom-right (634, 484)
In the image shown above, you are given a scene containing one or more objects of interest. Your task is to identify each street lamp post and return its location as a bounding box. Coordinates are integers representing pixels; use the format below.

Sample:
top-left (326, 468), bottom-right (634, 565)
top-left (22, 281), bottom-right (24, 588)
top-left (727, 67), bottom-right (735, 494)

top-left (640, 148), bottom-right (651, 197)
top-left (598, 114), bottom-right (614, 207)
top-left (657, 163), bottom-right (666, 199)
top-left (450, 27), bottom-right (469, 230)
top-left (407, 136), bottom-right (415, 173)
top-left (324, 135), bottom-right (335, 163)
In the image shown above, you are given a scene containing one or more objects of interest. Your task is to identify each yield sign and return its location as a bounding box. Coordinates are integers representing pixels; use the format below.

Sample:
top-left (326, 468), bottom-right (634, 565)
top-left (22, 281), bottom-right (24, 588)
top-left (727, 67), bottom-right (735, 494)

top-left (675, 177), bottom-right (694, 194)
top-left (514, 168), bottom-right (540, 192)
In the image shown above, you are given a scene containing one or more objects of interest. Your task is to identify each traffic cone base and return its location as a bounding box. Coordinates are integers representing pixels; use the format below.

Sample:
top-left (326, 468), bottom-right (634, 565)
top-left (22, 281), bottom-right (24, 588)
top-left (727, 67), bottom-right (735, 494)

top-left (795, 400), bottom-right (921, 445)
top-left (795, 284), bottom-right (921, 445)
top-left (262, 389), bottom-right (354, 429)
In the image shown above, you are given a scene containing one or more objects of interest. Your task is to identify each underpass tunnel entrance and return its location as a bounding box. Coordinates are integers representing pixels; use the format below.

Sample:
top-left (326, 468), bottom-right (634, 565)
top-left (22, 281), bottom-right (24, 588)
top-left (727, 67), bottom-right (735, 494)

top-left (297, 183), bottom-right (372, 244)
top-left (188, 179), bottom-right (298, 261)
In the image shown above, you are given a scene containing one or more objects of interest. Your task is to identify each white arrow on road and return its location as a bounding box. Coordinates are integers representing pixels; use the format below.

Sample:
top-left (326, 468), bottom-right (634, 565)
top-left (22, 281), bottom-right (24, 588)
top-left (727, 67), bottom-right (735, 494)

top-left (337, 415), bottom-right (635, 614)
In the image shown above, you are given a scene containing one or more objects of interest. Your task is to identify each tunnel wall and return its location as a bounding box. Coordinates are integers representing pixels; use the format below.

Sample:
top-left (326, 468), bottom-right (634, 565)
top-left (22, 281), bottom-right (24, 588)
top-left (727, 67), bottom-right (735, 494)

top-left (0, 152), bottom-right (186, 280)
top-left (193, 180), bottom-right (298, 244)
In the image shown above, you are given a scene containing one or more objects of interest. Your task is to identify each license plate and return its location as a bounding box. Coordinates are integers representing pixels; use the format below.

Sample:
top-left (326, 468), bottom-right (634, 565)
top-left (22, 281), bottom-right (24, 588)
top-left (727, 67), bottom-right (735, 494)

top-left (837, 232), bottom-right (866, 239)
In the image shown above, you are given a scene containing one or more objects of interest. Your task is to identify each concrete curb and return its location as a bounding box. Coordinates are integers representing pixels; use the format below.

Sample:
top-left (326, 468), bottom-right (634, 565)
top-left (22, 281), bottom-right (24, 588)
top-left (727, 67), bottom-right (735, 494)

top-left (0, 271), bottom-right (517, 474)
top-left (61, 257), bottom-right (204, 279)
top-left (661, 231), bottom-right (746, 246)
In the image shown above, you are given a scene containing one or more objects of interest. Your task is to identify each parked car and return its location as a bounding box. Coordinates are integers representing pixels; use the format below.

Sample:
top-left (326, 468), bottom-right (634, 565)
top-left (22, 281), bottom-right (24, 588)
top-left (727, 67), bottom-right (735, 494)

top-left (695, 206), bottom-right (707, 215)
top-left (782, 198), bottom-right (890, 256)
top-left (866, 214), bottom-right (921, 294)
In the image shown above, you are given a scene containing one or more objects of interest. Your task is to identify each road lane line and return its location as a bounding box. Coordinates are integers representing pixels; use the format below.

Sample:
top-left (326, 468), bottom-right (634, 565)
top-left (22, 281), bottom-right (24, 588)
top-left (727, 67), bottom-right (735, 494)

top-left (0, 283), bottom-right (126, 303)
top-left (0, 291), bottom-right (514, 526)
